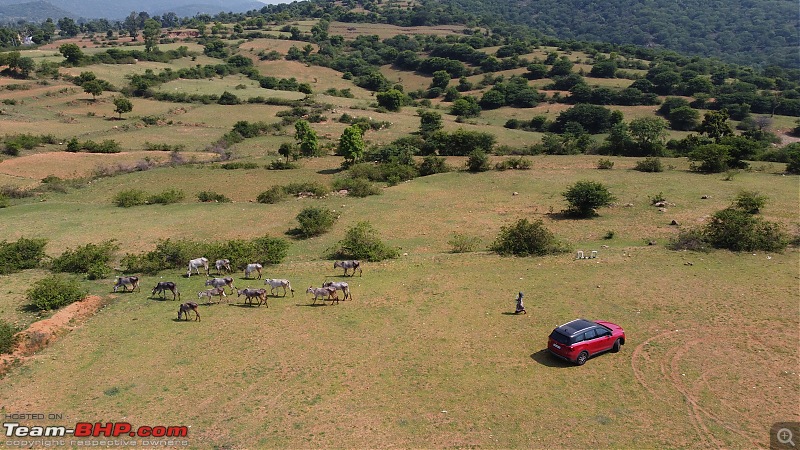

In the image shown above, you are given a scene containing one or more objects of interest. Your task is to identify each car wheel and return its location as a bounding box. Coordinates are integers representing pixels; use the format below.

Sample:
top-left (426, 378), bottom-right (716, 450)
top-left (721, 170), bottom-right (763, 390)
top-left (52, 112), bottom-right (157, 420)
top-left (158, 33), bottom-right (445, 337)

top-left (611, 339), bottom-right (622, 353)
top-left (576, 351), bottom-right (589, 366)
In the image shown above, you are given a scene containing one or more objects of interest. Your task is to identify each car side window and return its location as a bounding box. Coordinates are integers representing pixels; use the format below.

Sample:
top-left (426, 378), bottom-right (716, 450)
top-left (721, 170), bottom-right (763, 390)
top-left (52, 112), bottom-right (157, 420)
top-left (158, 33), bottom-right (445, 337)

top-left (596, 328), bottom-right (611, 338)
top-left (584, 329), bottom-right (597, 340)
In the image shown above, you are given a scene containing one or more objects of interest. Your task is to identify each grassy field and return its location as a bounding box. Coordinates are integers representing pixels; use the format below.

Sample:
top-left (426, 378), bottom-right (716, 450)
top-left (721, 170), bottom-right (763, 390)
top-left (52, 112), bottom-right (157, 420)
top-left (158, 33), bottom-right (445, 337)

top-left (0, 26), bottom-right (798, 449)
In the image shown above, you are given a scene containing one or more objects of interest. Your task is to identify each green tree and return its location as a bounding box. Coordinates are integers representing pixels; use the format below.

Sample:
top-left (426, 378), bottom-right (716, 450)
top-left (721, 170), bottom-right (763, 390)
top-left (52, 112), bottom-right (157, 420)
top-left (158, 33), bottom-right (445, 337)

top-left (57, 17), bottom-right (79, 37)
top-left (58, 43), bottom-right (83, 65)
top-left (688, 143), bottom-right (730, 173)
top-left (331, 221), bottom-right (398, 262)
top-left (418, 110), bottom-right (443, 136)
top-left (490, 218), bottom-right (567, 256)
top-left (668, 106), bottom-right (700, 131)
top-left (142, 18), bottom-right (161, 53)
top-left (629, 117), bottom-right (668, 155)
top-left (295, 207), bottom-right (337, 238)
top-left (113, 97), bottom-right (133, 119)
top-left (83, 80), bottom-right (103, 100)
top-left (704, 208), bottom-right (786, 252)
top-left (294, 120), bottom-right (320, 157)
top-left (549, 56), bottom-right (574, 76)
top-left (563, 180), bottom-right (616, 217)
top-left (466, 150), bottom-right (490, 172)
top-left (430, 70), bottom-right (450, 90)
top-left (339, 125), bottom-right (366, 166)
top-left (278, 142), bottom-right (298, 162)
top-left (698, 110), bottom-right (734, 142)
top-left (786, 143), bottom-right (800, 174)
top-left (376, 89), bottom-right (406, 112)
top-left (450, 96), bottom-right (481, 118)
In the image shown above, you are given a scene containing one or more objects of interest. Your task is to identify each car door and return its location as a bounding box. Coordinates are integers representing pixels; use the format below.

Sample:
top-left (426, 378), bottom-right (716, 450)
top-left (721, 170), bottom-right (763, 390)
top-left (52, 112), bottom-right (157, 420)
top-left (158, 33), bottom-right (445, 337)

top-left (593, 326), bottom-right (614, 352)
top-left (582, 328), bottom-right (599, 354)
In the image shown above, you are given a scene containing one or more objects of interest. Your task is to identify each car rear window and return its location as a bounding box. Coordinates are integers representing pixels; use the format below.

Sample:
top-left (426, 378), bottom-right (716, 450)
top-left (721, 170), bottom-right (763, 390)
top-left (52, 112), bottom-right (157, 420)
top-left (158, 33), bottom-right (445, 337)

top-left (549, 330), bottom-right (572, 345)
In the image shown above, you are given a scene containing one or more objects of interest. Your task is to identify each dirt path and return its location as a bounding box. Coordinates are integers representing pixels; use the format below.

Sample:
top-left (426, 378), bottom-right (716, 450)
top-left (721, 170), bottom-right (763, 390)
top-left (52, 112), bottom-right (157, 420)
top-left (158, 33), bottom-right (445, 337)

top-left (0, 295), bottom-right (107, 375)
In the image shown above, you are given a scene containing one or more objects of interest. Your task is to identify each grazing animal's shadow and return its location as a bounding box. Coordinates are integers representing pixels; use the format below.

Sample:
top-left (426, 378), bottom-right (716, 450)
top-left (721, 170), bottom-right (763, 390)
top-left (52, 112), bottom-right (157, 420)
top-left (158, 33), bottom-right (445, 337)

top-left (317, 167), bottom-right (345, 175)
top-left (530, 349), bottom-right (573, 368)
top-left (228, 303), bottom-right (261, 308)
top-left (297, 303), bottom-right (328, 307)
top-left (502, 312), bottom-right (524, 316)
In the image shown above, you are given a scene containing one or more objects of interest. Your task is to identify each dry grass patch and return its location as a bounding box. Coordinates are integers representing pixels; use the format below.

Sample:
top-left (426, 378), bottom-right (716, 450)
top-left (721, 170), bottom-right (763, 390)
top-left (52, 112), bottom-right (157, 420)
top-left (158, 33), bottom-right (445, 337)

top-left (328, 21), bottom-right (468, 39)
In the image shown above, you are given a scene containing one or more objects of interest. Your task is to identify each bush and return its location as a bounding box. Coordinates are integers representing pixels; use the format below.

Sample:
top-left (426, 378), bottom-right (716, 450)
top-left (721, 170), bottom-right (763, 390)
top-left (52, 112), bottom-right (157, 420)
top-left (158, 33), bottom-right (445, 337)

top-left (703, 208), bottom-right (787, 252)
top-left (197, 191), bottom-right (231, 203)
top-left (563, 180), bottom-right (616, 217)
top-left (668, 228), bottom-right (710, 252)
top-left (27, 275), bottom-right (87, 310)
top-left (0, 237), bottom-right (47, 274)
top-left (266, 160), bottom-right (298, 170)
top-left (785, 143), bottom-right (800, 174)
top-left (221, 161), bottom-right (260, 170)
top-left (734, 191), bottom-right (767, 214)
top-left (418, 155), bottom-right (450, 176)
top-left (147, 189), bottom-right (185, 205)
top-left (597, 158), bottom-right (614, 169)
top-left (0, 320), bottom-right (17, 354)
top-left (257, 186), bottom-right (287, 204)
top-left (466, 150), bottom-right (490, 172)
top-left (295, 207), bottom-right (337, 238)
top-left (689, 144), bottom-right (729, 173)
top-left (284, 181), bottom-right (329, 197)
top-left (329, 221), bottom-right (398, 262)
top-left (0, 193), bottom-right (8, 208)
top-left (113, 189), bottom-right (147, 207)
top-left (448, 233), bottom-right (482, 253)
top-left (634, 157), bottom-right (664, 172)
top-left (649, 192), bottom-right (666, 205)
top-left (490, 218), bottom-right (569, 256)
top-left (495, 157), bottom-right (531, 171)
top-left (50, 240), bottom-right (118, 274)
top-left (332, 177), bottom-right (381, 197)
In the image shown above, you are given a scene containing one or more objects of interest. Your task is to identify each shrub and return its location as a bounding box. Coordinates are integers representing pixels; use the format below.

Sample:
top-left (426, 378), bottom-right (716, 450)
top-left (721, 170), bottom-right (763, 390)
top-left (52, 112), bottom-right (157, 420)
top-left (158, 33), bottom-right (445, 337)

top-left (466, 150), bottom-right (490, 172)
top-left (27, 275), bottom-right (87, 310)
top-left (221, 161), bottom-right (260, 170)
top-left (490, 218), bottom-right (568, 256)
top-left (703, 208), bottom-right (787, 252)
top-left (0, 193), bottom-right (8, 208)
top-left (257, 186), bottom-right (287, 204)
top-left (634, 157), bottom-right (664, 172)
top-left (689, 144), bottom-right (729, 173)
top-left (448, 233), bottom-right (482, 253)
top-left (329, 221), bottom-right (398, 262)
top-left (495, 157), bottom-right (532, 171)
top-left (597, 158), bottom-right (614, 169)
top-left (332, 177), bottom-right (381, 197)
top-left (147, 189), bottom-right (185, 205)
top-left (113, 189), bottom-right (147, 207)
top-left (785, 143), bottom-right (800, 174)
top-left (0, 237), bottom-right (47, 274)
top-left (295, 207), bottom-right (337, 238)
top-left (649, 192), bottom-right (667, 205)
top-left (563, 180), bottom-right (616, 217)
top-left (50, 240), bottom-right (118, 274)
top-left (283, 181), bottom-right (328, 197)
top-left (418, 155), bottom-right (450, 176)
top-left (266, 160), bottom-right (298, 170)
top-left (668, 228), bottom-right (710, 252)
top-left (603, 230), bottom-right (615, 240)
top-left (0, 320), bottom-right (17, 354)
top-left (197, 191), bottom-right (231, 203)
top-left (734, 191), bottom-right (767, 214)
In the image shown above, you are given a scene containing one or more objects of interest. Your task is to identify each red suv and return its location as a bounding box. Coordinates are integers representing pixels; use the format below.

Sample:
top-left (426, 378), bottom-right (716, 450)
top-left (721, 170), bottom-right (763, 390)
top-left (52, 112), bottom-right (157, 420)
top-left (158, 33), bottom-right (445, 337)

top-left (547, 319), bottom-right (626, 365)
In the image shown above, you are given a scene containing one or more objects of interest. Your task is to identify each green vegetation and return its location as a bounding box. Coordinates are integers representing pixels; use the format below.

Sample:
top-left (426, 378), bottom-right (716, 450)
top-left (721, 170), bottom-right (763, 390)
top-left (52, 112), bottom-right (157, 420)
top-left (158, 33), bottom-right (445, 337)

top-left (0, 238), bottom-right (47, 275)
top-left (329, 221), bottom-right (398, 262)
top-left (447, 233), bottom-right (482, 253)
top-left (113, 189), bottom-right (147, 208)
top-left (0, 320), bottom-right (17, 354)
top-left (50, 240), bottom-right (118, 275)
top-left (197, 191), bottom-right (232, 203)
top-left (490, 218), bottom-right (568, 256)
top-left (734, 191), bottom-right (768, 214)
top-left (27, 275), bottom-right (87, 311)
top-left (295, 207), bottom-right (337, 238)
top-left (562, 180), bottom-right (616, 217)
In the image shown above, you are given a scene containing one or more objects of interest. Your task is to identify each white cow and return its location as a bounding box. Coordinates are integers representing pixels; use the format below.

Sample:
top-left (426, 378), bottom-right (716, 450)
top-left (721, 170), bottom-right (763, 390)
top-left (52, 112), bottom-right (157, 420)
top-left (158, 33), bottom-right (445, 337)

top-left (244, 263), bottom-right (263, 279)
top-left (322, 281), bottom-right (351, 300)
top-left (187, 257), bottom-right (209, 277)
top-left (264, 278), bottom-right (294, 297)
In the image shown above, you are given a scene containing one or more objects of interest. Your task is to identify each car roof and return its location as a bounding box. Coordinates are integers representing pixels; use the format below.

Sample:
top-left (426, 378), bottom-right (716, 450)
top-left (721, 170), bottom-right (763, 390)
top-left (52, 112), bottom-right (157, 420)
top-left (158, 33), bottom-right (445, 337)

top-left (555, 319), bottom-right (598, 337)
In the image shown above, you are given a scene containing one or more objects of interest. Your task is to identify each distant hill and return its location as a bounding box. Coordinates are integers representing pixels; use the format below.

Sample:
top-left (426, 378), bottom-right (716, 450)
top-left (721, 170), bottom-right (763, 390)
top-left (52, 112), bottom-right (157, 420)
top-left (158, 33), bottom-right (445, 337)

top-left (445, 0), bottom-right (798, 68)
top-left (0, 0), bottom-right (74, 23)
top-left (0, 0), bottom-right (265, 21)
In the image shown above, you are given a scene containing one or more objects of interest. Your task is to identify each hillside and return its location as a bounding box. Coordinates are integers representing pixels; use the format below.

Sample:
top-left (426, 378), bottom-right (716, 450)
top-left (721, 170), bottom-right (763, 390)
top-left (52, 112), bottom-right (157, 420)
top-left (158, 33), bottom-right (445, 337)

top-left (410, 0), bottom-right (799, 68)
top-left (0, 0), bottom-right (264, 21)
top-left (0, 0), bottom-right (73, 22)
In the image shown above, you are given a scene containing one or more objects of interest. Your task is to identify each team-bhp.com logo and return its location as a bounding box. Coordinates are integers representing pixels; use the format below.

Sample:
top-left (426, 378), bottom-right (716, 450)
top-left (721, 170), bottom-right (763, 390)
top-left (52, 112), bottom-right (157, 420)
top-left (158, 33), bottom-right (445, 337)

top-left (4, 422), bottom-right (189, 447)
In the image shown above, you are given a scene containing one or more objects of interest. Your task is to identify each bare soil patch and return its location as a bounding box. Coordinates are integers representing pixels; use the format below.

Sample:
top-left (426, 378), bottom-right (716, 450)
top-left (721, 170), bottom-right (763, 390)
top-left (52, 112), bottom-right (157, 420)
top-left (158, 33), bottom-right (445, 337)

top-left (0, 295), bottom-right (107, 375)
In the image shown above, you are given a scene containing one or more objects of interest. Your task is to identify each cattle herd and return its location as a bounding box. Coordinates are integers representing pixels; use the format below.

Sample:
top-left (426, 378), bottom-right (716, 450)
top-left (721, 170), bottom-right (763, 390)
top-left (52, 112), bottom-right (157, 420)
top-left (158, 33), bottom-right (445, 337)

top-left (111, 259), bottom-right (363, 322)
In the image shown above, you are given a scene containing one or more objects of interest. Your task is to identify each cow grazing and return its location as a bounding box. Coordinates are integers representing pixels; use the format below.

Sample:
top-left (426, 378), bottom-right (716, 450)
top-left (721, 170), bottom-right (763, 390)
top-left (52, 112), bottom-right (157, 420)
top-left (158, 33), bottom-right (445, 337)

top-left (198, 287), bottom-right (226, 304)
top-left (244, 263), bottom-right (263, 279)
top-left (152, 281), bottom-right (180, 300)
top-left (187, 257), bottom-right (209, 277)
top-left (237, 288), bottom-right (268, 307)
top-left (113, 276), bottom-right (140, 293)
top-left (215, 259), bottom-right (232, 274)
top-left (205, 277), bottom-right (236, 294)
top-left (322, 281), bottom-right (351, 300)
top-left (306, 286), bottom-right (339, 305)
top-left (333, 260), bottom-right (362, 277)
top-left (264, 278), bottom-right (294, 297)
top-left (178, 302), bottom-right (200, 321)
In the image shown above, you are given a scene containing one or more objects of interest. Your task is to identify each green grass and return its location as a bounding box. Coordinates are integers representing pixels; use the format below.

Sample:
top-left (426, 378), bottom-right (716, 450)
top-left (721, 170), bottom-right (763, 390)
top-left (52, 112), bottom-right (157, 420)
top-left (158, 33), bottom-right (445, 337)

top-left (0, 30), bottom-right (797, 448)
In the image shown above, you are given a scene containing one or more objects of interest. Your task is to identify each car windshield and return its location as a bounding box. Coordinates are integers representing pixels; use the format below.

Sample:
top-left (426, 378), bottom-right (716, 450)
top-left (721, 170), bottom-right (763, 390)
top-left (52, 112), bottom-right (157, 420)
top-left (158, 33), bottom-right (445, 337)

top-left (549, 330), bottom-right (572, 345)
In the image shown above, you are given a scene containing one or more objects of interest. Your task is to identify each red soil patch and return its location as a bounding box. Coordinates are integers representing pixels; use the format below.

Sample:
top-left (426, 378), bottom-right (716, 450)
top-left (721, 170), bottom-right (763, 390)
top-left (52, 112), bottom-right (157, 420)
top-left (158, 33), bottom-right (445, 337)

top-left (0, 295), bottom-right (107, 375)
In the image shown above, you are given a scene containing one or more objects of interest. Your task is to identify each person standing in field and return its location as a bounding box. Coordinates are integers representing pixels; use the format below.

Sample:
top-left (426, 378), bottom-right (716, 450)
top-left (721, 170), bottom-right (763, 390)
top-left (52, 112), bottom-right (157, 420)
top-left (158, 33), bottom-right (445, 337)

top-left (515, 292), bottom-right (527, 314)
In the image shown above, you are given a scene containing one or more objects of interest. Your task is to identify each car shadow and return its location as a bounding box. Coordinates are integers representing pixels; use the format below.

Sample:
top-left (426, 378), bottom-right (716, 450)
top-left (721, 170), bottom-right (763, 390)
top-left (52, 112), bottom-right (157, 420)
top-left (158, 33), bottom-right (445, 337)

top-left (530, 349), bottom-right (574, 368)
